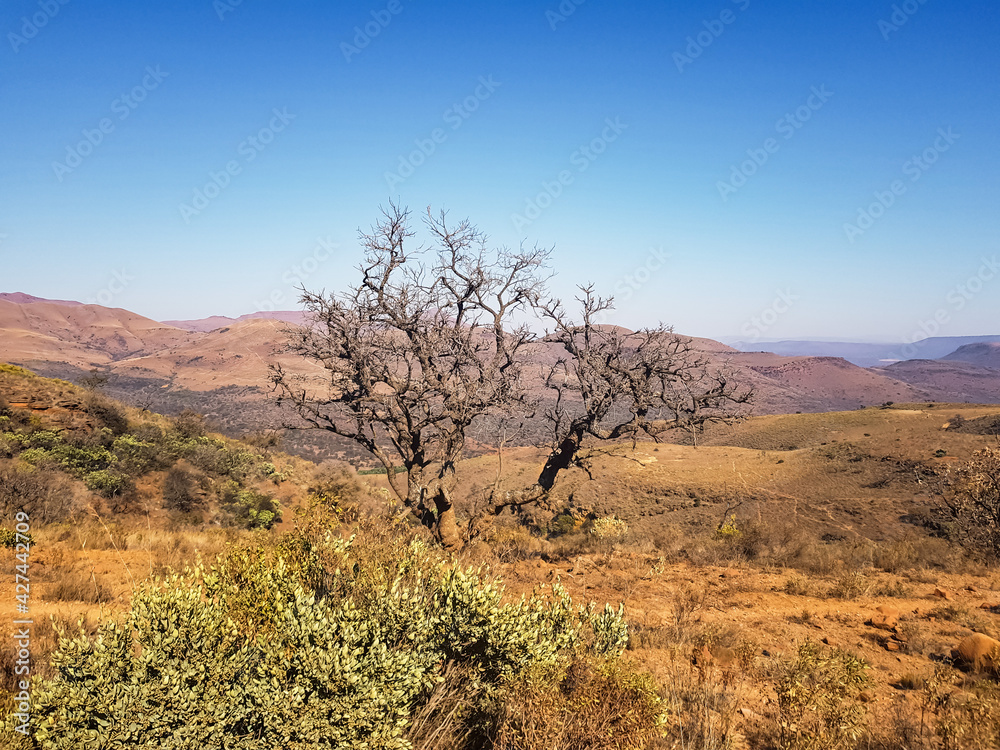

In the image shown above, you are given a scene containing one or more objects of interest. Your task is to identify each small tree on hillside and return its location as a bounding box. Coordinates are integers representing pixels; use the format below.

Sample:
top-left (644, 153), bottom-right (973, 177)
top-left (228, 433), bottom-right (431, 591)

top-left (270, 204), bottom-right (547, 548)
top-left (944, 447), bottom-right (1000, 558)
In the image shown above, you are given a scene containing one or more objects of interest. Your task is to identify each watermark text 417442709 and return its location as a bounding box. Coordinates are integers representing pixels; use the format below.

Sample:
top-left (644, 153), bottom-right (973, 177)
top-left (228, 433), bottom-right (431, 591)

top-left (12, 511), bottom-right (33, 736)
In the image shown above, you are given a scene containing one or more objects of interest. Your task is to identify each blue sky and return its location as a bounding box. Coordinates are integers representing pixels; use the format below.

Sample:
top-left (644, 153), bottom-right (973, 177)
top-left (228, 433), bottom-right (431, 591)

top-left (1, 0), bottom-right (997, 343)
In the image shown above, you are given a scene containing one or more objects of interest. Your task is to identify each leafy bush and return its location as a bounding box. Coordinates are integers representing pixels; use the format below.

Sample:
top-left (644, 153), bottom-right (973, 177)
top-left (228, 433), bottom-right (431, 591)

top-left (22, 535), bottom-right (638, 749)
top-left (548, 512), bottom-right (578, 537)
top-left (48, 444), bottom-right (114, 475)
top-left (218, 486), bottom-right (280, 529)
top-left (0, 432), bottom-right (23, 458)
top-left (776, 641), bottom-right (870, 750)
top-left (589, 516), bottom-right (628, 542)
top-left (186, 439), bottom-right (256, 480)
top-left (0, 528), bottom-right (23, 548)
top-left (111, 434), bottom-right (160, 474)
top-left (26, 430), bottom-right (62, 450)
top-left (715, 514), bottom-right (741, 540)
top-left (83, 469), bottom-right (135, 500)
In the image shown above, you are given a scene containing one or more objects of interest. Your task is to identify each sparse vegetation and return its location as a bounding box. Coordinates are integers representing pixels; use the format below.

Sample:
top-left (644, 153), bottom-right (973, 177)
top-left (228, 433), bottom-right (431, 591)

top-left (4, 370), bottom-right (1000, 748)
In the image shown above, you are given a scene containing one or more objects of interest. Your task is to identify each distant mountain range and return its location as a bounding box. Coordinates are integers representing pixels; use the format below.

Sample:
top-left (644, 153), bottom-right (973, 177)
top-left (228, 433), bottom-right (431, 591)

top-left (163, 310), bottom-right (313, 332)
top-left (1, 292), bottom-right (998, 461)
top-left (729, 337), bottom-right (1000, 368)
top-left (0, 291), bottom-right (83, 307)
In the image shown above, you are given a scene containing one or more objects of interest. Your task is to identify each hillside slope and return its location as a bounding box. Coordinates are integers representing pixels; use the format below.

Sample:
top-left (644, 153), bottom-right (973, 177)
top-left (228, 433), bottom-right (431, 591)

top-left (941, 342), bottom-right (1000, 369)
top-left (0, 299), bottom-right (191, 368)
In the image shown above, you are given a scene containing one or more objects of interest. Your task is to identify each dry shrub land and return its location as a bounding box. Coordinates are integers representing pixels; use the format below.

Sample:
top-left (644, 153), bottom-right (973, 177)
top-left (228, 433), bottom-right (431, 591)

top-left (1, 364), bottom-right (1000, 748)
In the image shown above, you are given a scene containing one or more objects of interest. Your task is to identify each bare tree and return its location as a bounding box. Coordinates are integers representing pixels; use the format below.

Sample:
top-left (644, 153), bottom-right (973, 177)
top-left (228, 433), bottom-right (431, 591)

top-left (273, 205), bottom-right (754, 547)
top-left (270, 204), bottom-right (548, 548)
top-left (490, 286), bottom-right (753, 513)
top-left (942, 447), bottom-right (1000, 559)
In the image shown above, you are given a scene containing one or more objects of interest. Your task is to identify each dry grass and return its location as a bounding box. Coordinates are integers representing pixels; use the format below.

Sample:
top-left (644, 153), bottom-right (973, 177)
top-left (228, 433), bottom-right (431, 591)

top-left (41, 567), bottom-right (113, 604)
top-left (491, 656), bottom-right (665, 750)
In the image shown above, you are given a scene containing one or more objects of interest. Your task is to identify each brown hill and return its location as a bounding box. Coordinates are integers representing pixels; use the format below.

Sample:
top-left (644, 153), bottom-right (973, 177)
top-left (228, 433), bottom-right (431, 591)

top-left (941, 342), bottom-right (1000, 369)
top-left (0, 299), bottom-right (191, 369)
top-left (111, 318), bottom-right (323, 389)
top-left (0, 292), bottom-right (82, 306)
top-left (164, 310), bottom-right (314, 332)
top-left (877, 359), bottom-right (1000, 403)
top-left (731, 353), bottom-right (933, 413)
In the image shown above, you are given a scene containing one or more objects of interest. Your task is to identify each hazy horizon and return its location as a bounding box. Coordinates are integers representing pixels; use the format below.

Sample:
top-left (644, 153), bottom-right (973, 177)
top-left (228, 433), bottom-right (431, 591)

top-left (2, 0), bottom-right (998, 345)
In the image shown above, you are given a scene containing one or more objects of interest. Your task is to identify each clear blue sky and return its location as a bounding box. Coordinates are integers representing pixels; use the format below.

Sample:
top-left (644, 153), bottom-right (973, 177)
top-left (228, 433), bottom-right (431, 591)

top-left (1, 0), bottom-right (997, 343)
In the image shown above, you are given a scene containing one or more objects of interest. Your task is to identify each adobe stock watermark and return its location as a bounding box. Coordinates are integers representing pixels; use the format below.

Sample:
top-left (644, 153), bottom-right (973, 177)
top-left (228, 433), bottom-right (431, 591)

top-left (385, 75), bottom-right (501, 190)
top-left (717, 85), bottom-right (833, 201)
top-left (178, 108), bottom-right (295, 223)
top-left (547, 0), bottom-right (586, 30)
top-left (673, 0), bottom-right (751, 73)
top-left (878, 0), bottom-right (931, 41)
top-left (890, 255), bottom-right (998, 360)
top-left (613, 247), bottom-right (670, 302)
top-left (255, 236), bottom-right (338, 312)
top-left (341, 0), bottom-right (404, 63)
top-left (84, 269), bottom-right (134, 307)
top-left (843, 127), bottom-right (959, 244)
top-left (8, 0), bottom-right (71, 53)
top-left (214, 0), bottom-right (246, 21)
top-left (52, 66), bottom-right (169, 183)
top-left (510, 117), bottom-right (627, 232)
top-left (591, 247), bottom-right (670, 325)
top-left (740, 289), bottom-right (798, 342)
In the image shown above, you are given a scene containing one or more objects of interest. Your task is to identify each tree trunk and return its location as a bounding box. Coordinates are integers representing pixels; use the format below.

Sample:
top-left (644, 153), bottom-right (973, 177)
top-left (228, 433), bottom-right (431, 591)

top-left (537, 432), bottom-right (582, 491)
top-left (431, 488), bottom-right (462, 550)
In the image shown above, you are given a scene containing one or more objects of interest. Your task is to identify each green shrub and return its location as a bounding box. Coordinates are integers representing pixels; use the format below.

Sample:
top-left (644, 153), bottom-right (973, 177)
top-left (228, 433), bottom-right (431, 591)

top-left (26, 430), bottom-right (62, 450)
top-left (83, 469), bottom-right (135, 499)
top-left (186, 439), bottom-right (256, 480)
top-left (776, 641), bottom-right (870, 750)
top-left (48, 444), bottom-right (114, 475)
top-left (111, 434), bottom-right (160, 473)
top-left (548, 512), bottom-right (578, 537)
top-left (715, 514), bottom-right (740, 540)
top-left (0, 364), bottom-right (33, 377)
top-left (17, 447), bottom-right (53, 466)
top-left (219, 486), bottom-right (280, 530)
top-left (589, 516), bottom-right (628, 542)
top-left (0, 432), bottom-right (28, 457)
top-left (22, 535), bottom-right (635, 749)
